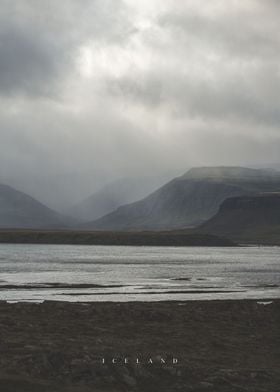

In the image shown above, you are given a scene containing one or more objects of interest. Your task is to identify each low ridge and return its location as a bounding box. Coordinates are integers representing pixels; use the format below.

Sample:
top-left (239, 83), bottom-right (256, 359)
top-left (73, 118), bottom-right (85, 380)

top-left (200, 193), bottom-right (280, 245)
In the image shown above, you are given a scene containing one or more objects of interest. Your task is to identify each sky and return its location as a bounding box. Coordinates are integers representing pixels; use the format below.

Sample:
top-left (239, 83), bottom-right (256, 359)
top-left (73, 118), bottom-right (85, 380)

top-left (1, 0), bottom-right (280, 209)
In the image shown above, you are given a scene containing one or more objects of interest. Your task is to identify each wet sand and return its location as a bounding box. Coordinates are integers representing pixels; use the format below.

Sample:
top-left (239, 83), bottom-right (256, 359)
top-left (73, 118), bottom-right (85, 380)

top-left (0, 299), bottom-right (279, 391)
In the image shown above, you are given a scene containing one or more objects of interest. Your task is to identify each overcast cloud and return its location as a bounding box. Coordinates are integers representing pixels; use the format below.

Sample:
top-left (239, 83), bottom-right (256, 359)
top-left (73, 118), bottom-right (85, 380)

top-left (0, 0), bottom-right (280, 208)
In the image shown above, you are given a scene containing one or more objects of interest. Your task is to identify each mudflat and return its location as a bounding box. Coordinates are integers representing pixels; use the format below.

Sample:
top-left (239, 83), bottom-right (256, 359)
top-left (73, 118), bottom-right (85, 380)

top-left (0, 300), bottom-right (279, 391)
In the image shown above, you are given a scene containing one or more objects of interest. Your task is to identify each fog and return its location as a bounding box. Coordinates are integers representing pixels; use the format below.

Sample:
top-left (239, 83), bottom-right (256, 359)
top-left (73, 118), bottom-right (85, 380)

top-left (0, 0), bottom-right (280, 209)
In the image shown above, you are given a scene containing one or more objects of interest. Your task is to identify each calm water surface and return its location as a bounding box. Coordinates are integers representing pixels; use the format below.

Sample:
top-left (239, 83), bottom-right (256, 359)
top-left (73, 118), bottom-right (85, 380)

top-left (0, 244), bottom-right (279, 302)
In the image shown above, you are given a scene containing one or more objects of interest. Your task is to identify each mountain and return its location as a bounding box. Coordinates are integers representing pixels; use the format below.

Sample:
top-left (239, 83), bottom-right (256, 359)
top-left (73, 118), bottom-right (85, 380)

top-left (66, 176), bottom-right (170, 221)
top-left (81, 167), bottom-right (280, 231)
top-left (199, 194), bottom-right (280, 245)
top-left (183, 166), bottom-right (280, 182)
top-left (0, 184), bottom-right (76, 229)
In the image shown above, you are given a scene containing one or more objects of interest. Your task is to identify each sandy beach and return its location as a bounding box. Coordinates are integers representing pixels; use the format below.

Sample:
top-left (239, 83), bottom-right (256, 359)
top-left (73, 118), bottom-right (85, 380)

top-left (0, 299), bottom-right (279, 391)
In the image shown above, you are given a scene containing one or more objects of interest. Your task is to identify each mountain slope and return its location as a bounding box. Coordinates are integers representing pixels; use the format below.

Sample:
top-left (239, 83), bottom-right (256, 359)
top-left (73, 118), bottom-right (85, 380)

top-left (66, 176), bottom-right (170, 221)
top-left (199, 194), bottom-right (280, 245)
top-left (0, 184), bottom-right (75, 229)
top-left (82, 167), bottom-right (280, 231)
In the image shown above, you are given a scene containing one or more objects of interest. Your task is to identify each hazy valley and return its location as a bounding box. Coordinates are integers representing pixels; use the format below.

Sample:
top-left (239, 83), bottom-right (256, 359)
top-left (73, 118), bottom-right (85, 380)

top-left (1, 166), bottom-right (280, 245)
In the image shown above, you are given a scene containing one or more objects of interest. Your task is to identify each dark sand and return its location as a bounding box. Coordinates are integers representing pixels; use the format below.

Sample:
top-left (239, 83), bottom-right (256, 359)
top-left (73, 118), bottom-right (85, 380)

top-left (0, 300), bottom-right (279, 391)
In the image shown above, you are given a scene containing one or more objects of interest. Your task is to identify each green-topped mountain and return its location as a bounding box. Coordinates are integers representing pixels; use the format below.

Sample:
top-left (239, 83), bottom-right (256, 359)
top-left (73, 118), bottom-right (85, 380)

top-left (81, 167), bottom-right (280, 231)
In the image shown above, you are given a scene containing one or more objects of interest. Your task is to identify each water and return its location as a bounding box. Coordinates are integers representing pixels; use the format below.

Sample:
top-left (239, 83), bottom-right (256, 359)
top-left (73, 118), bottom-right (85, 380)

top-left (0, 244), bottom-right (279, 302)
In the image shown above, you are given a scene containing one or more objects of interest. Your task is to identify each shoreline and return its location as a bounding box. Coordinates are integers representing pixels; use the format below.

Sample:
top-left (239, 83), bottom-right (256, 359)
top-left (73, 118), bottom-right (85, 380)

top-left (0, 299), bottom-right (279, 391)
top-left (1, 297), bottom-right (278, 304)
top-left (1, 237), bottom-right (280, 247)
top-left (0, 229), bottom-right (237, 247)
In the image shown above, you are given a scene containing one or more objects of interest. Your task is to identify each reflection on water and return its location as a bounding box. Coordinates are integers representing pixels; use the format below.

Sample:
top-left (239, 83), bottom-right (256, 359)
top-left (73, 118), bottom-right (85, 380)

top-left (0, 244), bottom-right (279, 302)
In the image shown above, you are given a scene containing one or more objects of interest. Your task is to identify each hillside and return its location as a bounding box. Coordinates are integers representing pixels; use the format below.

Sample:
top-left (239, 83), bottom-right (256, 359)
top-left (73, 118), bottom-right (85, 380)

top-left (0, 184), bottom-right (75, 229)
top-left (81, 167), bottom-right (280, 231)
top-left (65, 176), bottom-right (169, 221)
top-left (200, 194), bottom-right (280, 245)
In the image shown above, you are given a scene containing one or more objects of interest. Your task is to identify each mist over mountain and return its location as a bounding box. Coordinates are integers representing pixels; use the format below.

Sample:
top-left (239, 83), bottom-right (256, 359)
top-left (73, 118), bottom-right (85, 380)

top-left (81, 167), bottom-right (280, 231)
top-left (1, 1), bottom-right (280, 203)
top-left (0, 184), bottom-right (76, 229)
top-left (183, 167), bottom-right (280, 182)
top-left (1, 166), bottom-right (280, 232)
top-left (1, 0), bottom-right (280, 247)
top-left (66, 176), bottom-right (171, 221)
top-left (200, 194), bottom-right (280, 245)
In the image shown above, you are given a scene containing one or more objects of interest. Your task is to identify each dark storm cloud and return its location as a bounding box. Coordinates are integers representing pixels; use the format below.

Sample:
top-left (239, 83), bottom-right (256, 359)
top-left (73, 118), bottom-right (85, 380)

top-left (0, 0), bottom-right (131, 96)
top-left (0, 22), bottom-right (65, 96)
top-left (111, 1), bottom-right (280, 128)
top-left (159, 3), bottom-right (280, 59)
top-left (0, 0), bottom-right (280, 209)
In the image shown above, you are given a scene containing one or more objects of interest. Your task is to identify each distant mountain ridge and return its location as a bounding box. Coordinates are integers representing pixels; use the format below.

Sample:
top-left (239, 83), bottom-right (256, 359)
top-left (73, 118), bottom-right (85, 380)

top-left (0, 184), bottom-right (75, 229)
top-left (2, 166), bottom-right (280, 233)
top-left (182, 166), bottom-right (280, 181)
top-left (81, 166), bottom-right (280, 231)
top-left (66, 176), bottom-right (170, 221)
